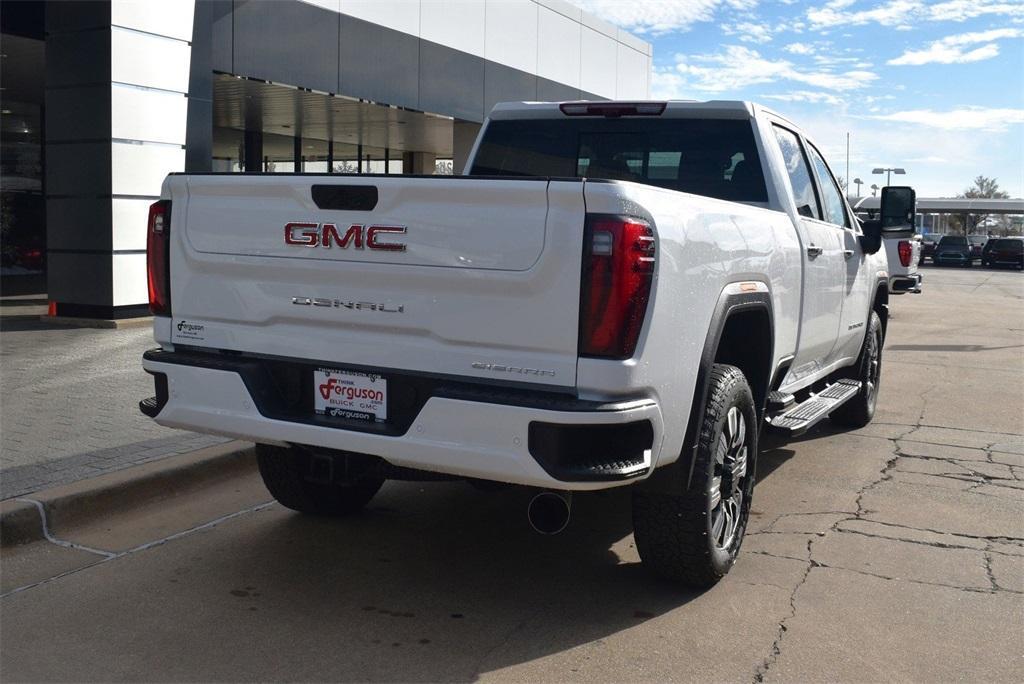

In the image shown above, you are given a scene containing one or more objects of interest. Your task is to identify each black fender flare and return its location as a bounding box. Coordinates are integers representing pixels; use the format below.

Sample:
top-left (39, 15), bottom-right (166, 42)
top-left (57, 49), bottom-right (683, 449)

top-left (872, 275), bottom-right (890, 341)
top-left (644, 285), bottom-right (775, 493)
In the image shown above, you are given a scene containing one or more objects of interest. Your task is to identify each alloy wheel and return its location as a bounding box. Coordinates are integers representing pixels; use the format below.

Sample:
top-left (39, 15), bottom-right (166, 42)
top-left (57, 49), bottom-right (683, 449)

top-left (709, 406), bottom-right (749, 550)
top-left (866, 327), bottom-right (880, 405)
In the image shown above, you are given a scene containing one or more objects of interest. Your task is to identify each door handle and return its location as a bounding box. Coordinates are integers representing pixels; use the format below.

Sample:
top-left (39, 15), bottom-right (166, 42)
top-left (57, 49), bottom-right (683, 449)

top-left (806, 245), bottom-right (823, 258)
top-left (843, 249), bottom-right (855, 259)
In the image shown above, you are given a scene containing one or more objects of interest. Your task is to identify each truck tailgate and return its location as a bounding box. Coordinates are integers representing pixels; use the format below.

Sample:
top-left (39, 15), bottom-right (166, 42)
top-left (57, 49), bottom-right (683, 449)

top-left (166, 175), bottom-right (585, 387)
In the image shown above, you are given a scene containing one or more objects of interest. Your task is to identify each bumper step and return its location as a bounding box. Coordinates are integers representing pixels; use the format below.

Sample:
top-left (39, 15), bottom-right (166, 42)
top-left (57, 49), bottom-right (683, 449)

top-left (766, 379), bottom-right (861, 436)
top-left (139, 396), bottom-right (161, 418)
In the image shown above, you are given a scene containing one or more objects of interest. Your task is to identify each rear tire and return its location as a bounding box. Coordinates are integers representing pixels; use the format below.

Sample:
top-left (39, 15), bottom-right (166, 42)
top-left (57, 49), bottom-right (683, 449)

top-left (831, 311), bottom-right (883, 428)
top-left (632, 364), bottom-right (756, 588)
top-left (257, 444), bottom-right (384, 515)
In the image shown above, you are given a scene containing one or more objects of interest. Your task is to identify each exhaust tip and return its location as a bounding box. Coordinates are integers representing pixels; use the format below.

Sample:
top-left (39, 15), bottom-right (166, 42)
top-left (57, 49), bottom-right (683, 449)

top-left (528, 491), bottom-right (571, 535)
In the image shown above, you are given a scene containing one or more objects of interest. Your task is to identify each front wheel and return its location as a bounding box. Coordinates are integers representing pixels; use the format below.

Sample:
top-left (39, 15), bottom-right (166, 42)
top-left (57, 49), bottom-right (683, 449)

top-left (632, 364), bottom-right (757, 587)
top-left (831, 311), bottom-right (883, 428)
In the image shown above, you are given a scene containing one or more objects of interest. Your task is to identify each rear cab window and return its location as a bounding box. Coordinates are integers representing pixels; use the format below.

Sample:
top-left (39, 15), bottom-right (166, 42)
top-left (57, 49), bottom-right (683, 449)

top-left (939, 236), bottom-right (968, 246)
top-left (469, 118), bottom-right (769, 203)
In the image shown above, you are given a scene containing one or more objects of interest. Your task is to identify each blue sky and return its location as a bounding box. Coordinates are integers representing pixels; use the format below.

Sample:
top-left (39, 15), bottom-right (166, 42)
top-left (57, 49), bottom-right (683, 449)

top-left (574, 0), bottom-right (1024, 198)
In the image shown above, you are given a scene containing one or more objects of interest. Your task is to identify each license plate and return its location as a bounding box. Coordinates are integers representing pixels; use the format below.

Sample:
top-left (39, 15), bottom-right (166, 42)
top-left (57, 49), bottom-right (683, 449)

top-left (314, 368), bottom-right (387, 422)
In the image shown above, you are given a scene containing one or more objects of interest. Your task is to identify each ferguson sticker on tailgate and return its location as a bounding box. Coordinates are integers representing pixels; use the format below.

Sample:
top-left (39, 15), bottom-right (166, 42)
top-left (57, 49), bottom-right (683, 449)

top-left (314, 368), bottom-right (387, 422)
top-left (173, 320), bottom-right (206, 341)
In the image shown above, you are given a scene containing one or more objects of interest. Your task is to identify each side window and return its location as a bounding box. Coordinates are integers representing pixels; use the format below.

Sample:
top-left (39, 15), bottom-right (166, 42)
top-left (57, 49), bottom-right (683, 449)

top-left (807, 143), bottom-right (850, 228)
top-left (771, 125), bottom-right (821, 220)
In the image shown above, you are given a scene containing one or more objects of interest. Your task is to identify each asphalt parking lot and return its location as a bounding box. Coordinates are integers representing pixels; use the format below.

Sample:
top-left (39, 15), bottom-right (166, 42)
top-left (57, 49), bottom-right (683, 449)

top-left (1, 266), bottom-right (1022, 682)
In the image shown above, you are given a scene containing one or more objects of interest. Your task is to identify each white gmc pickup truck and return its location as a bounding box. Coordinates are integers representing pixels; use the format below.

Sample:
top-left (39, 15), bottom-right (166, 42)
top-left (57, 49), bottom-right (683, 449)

top-left (141, 100), bottom-right (913, 587)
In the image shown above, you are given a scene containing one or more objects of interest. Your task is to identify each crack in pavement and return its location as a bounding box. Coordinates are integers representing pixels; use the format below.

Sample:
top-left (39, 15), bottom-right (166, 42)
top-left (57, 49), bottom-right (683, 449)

top-left (752, 538), bottom-right (817, 683)
top-left (849, 517), bottom-right (1024, 546)
top-left (834, 524), bottom-right (1022, 557)
top-left (872, 421), bottom-right (1023, 438)
top-left (748, 390), bottom-right (1024, 682)
top-left (751, 547), bottom-right (1021, 595)
top-left (750, 416), bottom-right (922, 682)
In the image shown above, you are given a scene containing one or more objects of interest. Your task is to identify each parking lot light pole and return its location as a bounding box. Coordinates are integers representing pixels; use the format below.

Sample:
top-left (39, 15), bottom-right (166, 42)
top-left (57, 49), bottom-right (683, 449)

top-left (872, 167), bottom-right (906, 186)
top-left (853, 177), bottom-right (863, 198)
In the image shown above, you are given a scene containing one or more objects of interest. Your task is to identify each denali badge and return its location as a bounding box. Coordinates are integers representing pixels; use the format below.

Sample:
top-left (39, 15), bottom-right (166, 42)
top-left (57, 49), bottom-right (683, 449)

top-left (292, 297), bottom-right (404, 313)
top-left (472, 362), bottom-right (556, 378)
top-left (285, 222), bottom-right (407, 252)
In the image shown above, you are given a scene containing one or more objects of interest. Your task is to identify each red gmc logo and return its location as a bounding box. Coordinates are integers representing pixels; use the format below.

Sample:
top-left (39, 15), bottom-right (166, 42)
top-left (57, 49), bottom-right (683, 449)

top-left (284, 222), bottom-right (407, 252)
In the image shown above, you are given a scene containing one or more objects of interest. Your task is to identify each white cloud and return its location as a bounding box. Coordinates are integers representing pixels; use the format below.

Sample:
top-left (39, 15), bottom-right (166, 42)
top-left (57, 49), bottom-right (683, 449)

top-left (926, 0), bottom-right (1024, 22)
top-left (764, 90), bottom-right (845, 105)
top-left (786, 109), bottom-right (1023, 197)
top-left (661, 45), bottom-right (877, 94)
top-left (570, 0), bottom-right (756, 35)
top-left (650, 68), bottom-right (691, 99)
top-left (784, 42), bottom-right (816, 54)
top-left (869, 107), bottom-right (1024, 132)
top-left (888, 28), bottom-right (1023, 65)
top-left (806, 0), bottom-right (1024, 30)
top-left (722, 21), bottom-right (774, 43)
top-left (807, 0), bottom-right (920, 29)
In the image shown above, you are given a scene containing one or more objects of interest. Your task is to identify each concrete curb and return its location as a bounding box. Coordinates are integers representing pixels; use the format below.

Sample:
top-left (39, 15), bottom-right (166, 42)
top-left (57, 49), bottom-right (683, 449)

top-left (0, 441), bottom-right (256, 548)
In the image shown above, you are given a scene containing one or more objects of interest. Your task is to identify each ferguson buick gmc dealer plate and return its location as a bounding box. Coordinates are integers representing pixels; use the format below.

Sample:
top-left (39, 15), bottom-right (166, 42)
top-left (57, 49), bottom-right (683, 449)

top-left (314, 368), bottom-right (387, 422)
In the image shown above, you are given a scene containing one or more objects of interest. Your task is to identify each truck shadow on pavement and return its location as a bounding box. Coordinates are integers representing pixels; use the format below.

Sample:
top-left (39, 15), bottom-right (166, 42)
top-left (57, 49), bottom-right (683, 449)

top-left (164, 442), bottom-right (806, 681)
top-left (217, 481), bottom-right (700, 680)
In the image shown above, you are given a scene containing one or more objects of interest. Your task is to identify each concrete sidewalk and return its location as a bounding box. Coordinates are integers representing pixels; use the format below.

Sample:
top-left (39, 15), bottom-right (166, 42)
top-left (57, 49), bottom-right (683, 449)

top-left (0, 313), bottom-right (228, 498)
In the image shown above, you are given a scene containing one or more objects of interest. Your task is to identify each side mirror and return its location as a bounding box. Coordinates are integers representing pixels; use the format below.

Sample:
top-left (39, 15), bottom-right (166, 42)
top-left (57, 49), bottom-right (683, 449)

top-left (859, 218), bottom-right (883, 254)
top-left (880, 185), bottom-right (916, 231)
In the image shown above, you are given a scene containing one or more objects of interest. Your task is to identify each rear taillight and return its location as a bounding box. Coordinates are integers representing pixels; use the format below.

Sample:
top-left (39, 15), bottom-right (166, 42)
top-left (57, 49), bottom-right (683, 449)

top-left (898, 240), bottom-right (912, 267)
top-left (147, 200), bottom-right (171, 315)
top-left (579, 216), bottom-right (655, 359)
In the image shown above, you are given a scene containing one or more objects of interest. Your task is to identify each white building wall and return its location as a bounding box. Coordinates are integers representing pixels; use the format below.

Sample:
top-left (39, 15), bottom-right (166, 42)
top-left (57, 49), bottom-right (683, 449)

top-left (302, 0), bottom-right (652, 99)
top-left (484, 0), bottom-right (538, 75)
top-left (536, 5), bottom-right (582, 89)
top-left (420, 0), bottom-right (487, 57)
top-left (109, 0), bottom-right (194, 307)
top-left (580, 26), bottom-right (617, 96)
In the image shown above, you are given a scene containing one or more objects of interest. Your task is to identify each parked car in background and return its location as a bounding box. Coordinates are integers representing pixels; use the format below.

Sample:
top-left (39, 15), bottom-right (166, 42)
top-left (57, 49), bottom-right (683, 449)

top-left (967, 235), bottom-right (989, 263)
top-left (933, 235), bottom-right (972, 267)
top-left (981, 237), bottom-right (1024, 270)
top-left (920, 234), bottom-right (943, 265)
